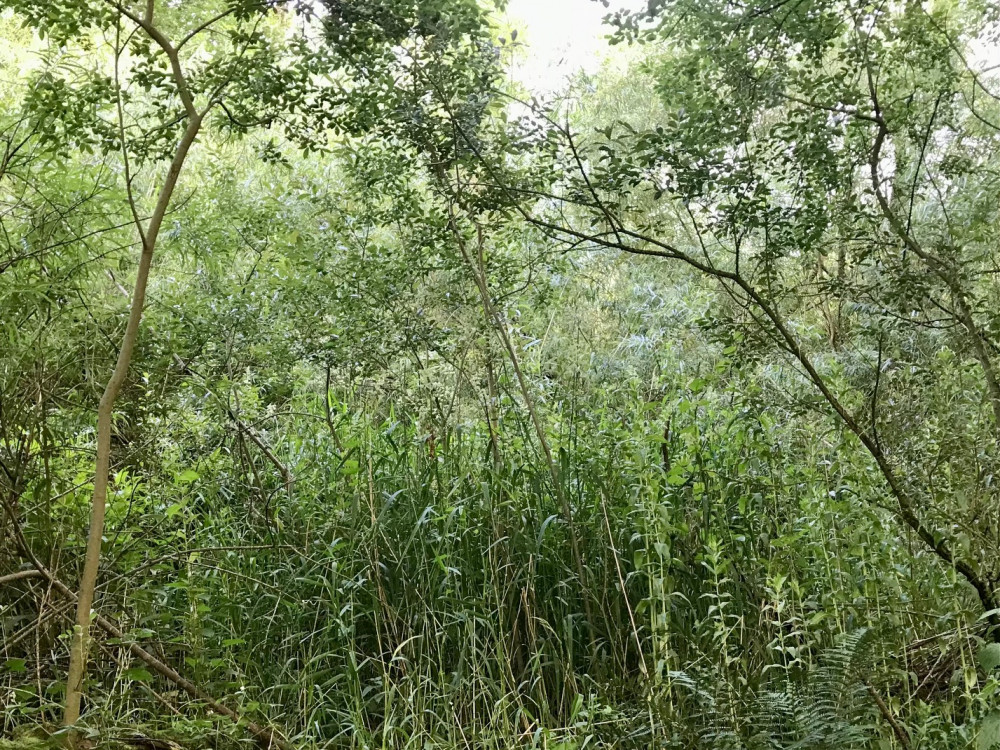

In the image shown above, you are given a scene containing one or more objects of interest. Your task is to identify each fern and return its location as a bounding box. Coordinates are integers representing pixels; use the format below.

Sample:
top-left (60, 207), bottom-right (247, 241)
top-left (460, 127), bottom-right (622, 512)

top-left (786, 628), bottom-right (878, 749)
top-left (663, 629), bottom-right (880, 749)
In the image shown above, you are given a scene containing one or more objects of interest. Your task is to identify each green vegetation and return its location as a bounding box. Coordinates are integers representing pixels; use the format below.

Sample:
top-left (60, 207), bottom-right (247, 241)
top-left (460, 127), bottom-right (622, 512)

top-left (3, 0), bottom-right (1000, 747)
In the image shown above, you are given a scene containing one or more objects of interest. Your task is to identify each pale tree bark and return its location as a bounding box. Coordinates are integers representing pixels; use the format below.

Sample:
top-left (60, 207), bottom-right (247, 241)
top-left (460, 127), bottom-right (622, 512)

top-left (64, 2), bottom-right (205, 725)
top-left (63, 114), bottom-right (203, 727)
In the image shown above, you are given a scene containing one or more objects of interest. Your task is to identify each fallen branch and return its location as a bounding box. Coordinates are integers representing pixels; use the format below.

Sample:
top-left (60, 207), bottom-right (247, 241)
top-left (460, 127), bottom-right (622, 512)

top-left (1, 497), bottom-right (294, 750)
top-left (866, 682), bottom-right (911, 749)
top-left (0, 569), bottom-right (43, 586)
top-left (43, 564), bottom-right (294, 749)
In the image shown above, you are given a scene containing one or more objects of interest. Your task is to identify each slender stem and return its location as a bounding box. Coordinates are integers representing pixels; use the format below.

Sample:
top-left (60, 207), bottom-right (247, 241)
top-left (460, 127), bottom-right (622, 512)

top-left (63, 110), bottom-right (203, 729)
top-left (447, 207), bottom-right (600, 656)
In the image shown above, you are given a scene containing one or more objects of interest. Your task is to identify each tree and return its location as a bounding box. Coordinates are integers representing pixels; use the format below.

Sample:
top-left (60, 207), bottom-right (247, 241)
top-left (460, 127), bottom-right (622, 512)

top-left (3, 0), bottom-right (497, 734)
top-left (456, 0), bottom-right (1000, 629)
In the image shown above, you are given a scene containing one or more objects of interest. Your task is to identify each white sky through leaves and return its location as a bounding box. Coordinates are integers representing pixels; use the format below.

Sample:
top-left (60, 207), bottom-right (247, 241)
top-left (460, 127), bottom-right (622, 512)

top-left (502, 0), bottom-right (643, 92)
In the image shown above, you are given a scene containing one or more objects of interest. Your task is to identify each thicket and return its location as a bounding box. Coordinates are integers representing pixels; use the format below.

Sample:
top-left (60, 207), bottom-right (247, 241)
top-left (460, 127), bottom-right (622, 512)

top-left (3, 1), bottom-right (1000, 748)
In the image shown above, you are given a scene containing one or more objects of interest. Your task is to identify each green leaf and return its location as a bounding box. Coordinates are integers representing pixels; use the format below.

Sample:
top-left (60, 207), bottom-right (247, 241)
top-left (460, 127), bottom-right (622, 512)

top-left (980, 643), bottom-right (1000, 672)
top-left (175, 469), bottom-right (199, 484)
top-left (4, 658), bottom-right (27, 673)
top-left (124, 667), bottom-right (153, 682)
top-left (979, 712), bottom-right (1000, 750)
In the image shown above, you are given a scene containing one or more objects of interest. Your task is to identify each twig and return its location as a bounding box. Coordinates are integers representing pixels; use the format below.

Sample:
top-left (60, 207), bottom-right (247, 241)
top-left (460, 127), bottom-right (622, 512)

top-left (866, 681), bottom-right (911, 749)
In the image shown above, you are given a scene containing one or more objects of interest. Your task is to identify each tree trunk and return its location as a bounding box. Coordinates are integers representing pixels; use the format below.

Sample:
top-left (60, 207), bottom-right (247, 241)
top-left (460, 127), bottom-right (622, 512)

top-left (63, 114), bottom-right (203, 726)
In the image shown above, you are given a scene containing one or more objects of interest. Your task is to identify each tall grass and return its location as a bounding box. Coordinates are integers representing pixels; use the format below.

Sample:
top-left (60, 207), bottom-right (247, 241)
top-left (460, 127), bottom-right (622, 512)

top-left (2, 326), bottom-right (993, 749)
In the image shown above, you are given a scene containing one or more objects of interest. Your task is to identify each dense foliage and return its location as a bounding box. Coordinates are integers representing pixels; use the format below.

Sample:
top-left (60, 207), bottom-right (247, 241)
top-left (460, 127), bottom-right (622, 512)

top-left (3, 0), bottom-right (1000, 748)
